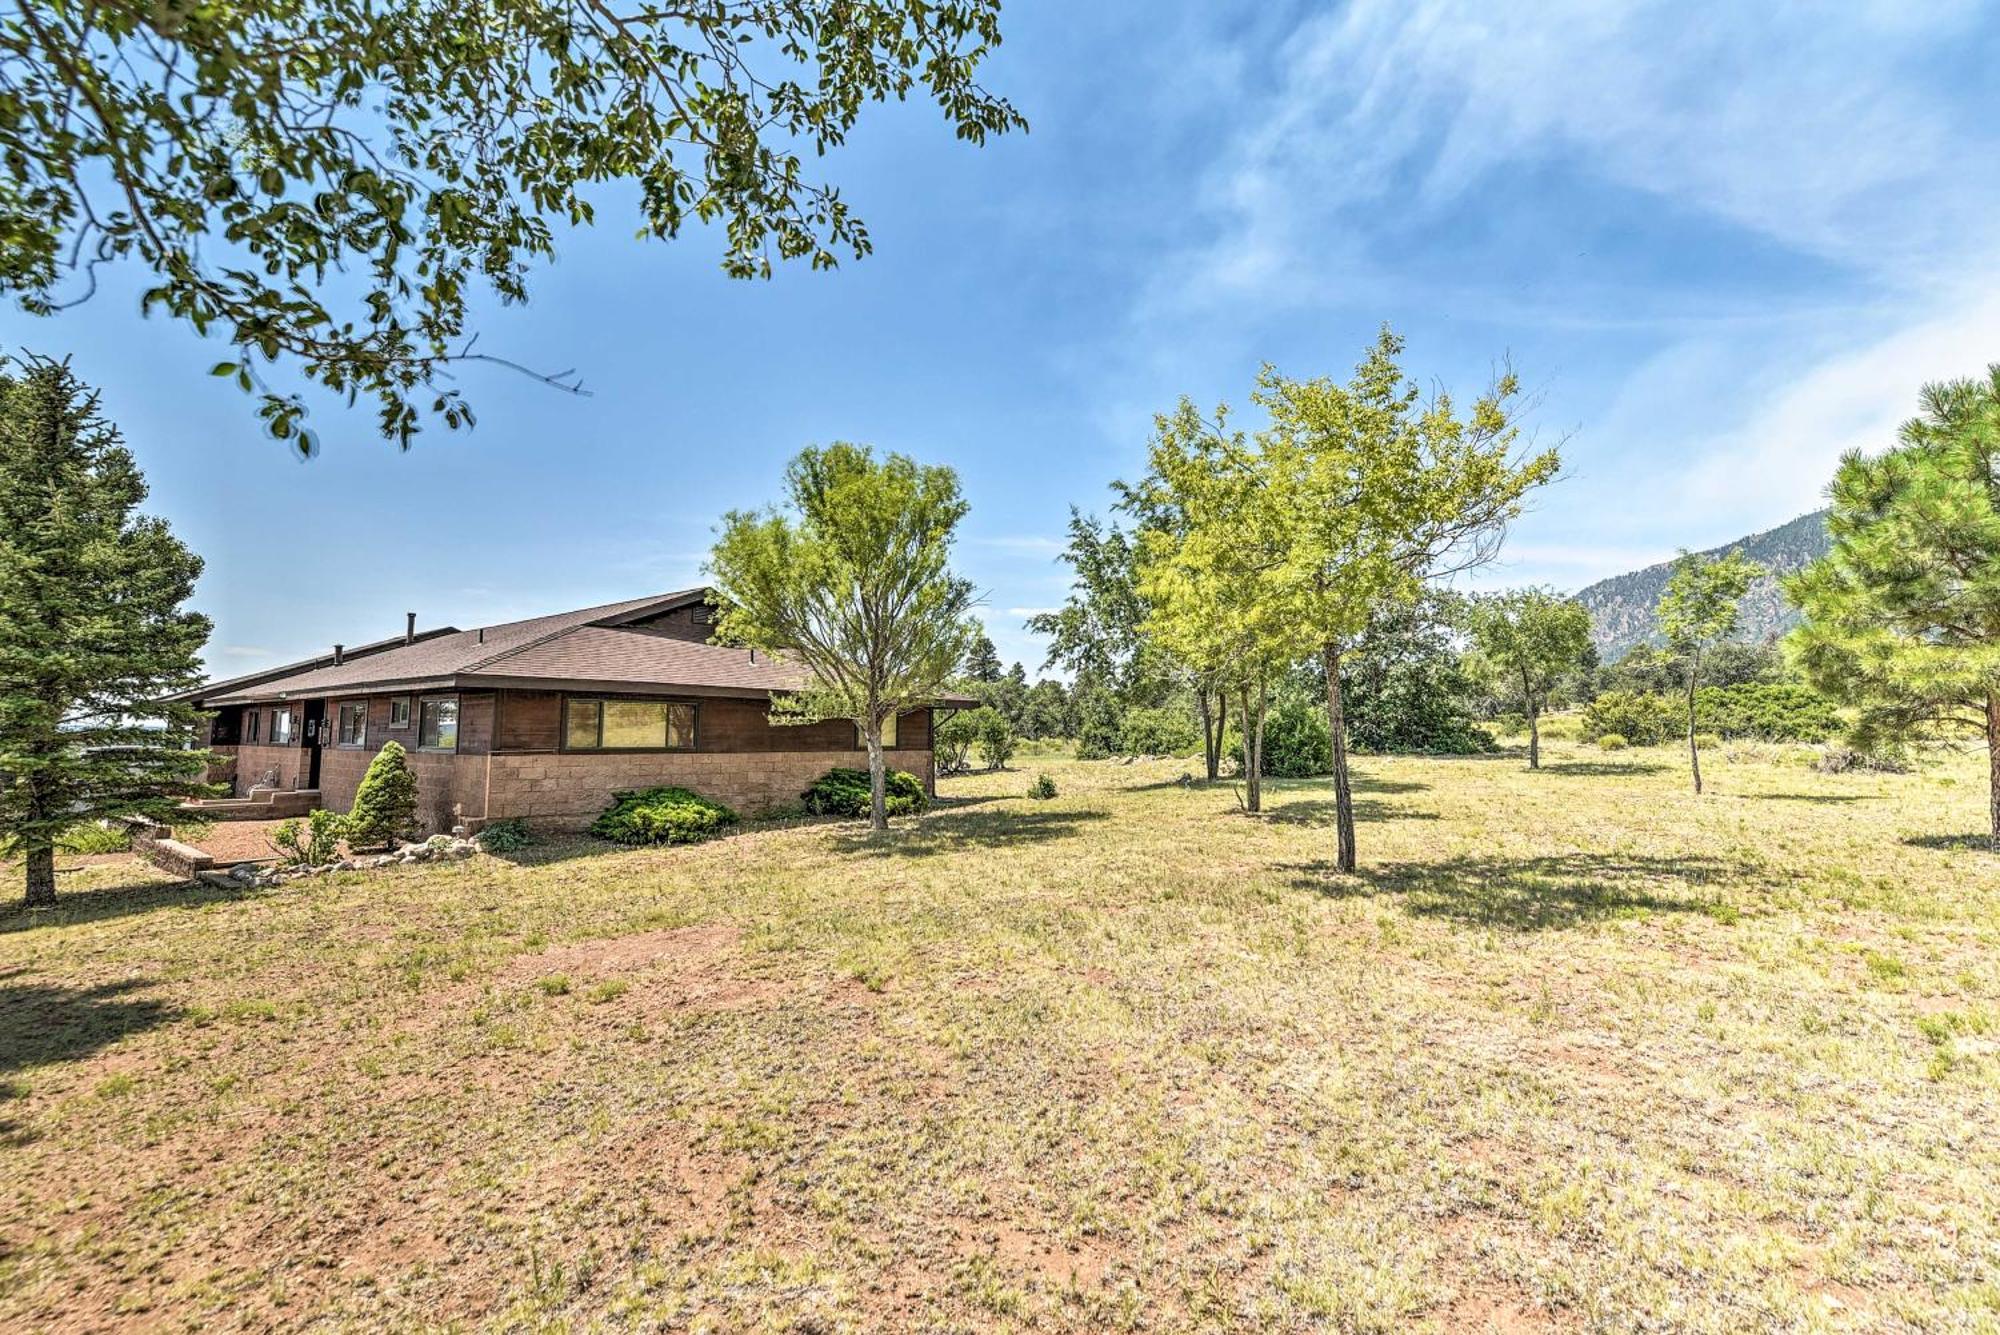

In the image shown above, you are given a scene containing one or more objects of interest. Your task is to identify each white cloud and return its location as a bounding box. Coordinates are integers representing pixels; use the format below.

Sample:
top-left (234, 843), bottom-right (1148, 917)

top-left (214, 644), bottom-right (274, 659)
top-left (969, 535), bottom-right (1064, 554)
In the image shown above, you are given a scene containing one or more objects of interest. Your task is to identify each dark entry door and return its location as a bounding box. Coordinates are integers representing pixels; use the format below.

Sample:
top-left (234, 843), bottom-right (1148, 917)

top-left (302, 699), bottom-right (326, 788)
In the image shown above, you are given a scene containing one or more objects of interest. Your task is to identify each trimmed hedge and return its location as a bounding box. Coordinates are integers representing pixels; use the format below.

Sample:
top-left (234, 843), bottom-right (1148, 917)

top-left (589, 786), bottom-right (738, 845)
top-left (801, 766), bottom-right (928, 818)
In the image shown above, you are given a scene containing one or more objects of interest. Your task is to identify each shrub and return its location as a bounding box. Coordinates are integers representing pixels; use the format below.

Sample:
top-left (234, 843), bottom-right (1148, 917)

top-left (1072, 687), bottom-right (1122, 760)
top-left (57, 821), bottom-right (130, 855)
top-left (800, 767), bottom-right (928, 819)
top-left (1581, 691), bottom-right (1679, 746)
top-left (1028, 772), bottom-right (1058, 800)
top-left (1538, 713), bottom-right (1581, 741)
top-left (975, 709), bottom-right (1017, 770)
top-left (1596, 733), bottom-right (1629, 751)
top-left (1815, 746), bottom-right (1910, 775)
top-left (1693, 732), bottom-right (1722, 752)
top-left (1695, 682), bottom-right (1840, 743)
top-left (1261, 691), bottom-right (1332, 776)
top-left (1118, 705), bottom-right (1200, 758)
top-left (589, 786), bottom-right (738, 845)
top-left (1493, 712), bottom-right (1528, 737)
top-left (476, 818), bottom-right (534, 854)
top-left (345, 741), bottom-right (419, 847)
top-left (934, 708), bottom-right (980, 775)
top-left (272, 808), bottom-right (345, 866)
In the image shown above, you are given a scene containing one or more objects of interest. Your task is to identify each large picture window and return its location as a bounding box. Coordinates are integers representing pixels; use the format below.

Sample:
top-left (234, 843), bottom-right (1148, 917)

top-left (336, 701), bottom-right (367, 747)
top-left (270, 707), bottom-right (294, 745)
top-left (418, 696), bottom-right (459, 751)
top-left (564, 698), bottom-right (695, 751)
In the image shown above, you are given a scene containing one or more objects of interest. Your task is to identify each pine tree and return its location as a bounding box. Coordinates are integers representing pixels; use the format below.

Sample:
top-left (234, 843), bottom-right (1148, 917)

top-left (963, 633), bottom-right (1004, 683)
top-left (345, 741), bottom-right (420, 848)
top-left (1787, 366), bottom-right (2000, 844)
top-left (0, 358), bottom-right (211, 906)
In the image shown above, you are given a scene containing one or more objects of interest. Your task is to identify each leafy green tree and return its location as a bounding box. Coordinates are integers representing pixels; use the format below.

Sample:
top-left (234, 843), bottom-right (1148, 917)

top-left (0, 3), bottom-right (1023, 448)
top-left (1071, 680), bottom-right (1123, 760)
top-left (974, 709), bottom-right (1016, 770)
top-left (0, 357), bottom-right (210, 906)
top-left (1261, 329), bottom-right (1560, 870)
top-left (711, 443), bottom-right (977, 831)
top-left (963, 633), bottom-right (1004, 684)
top-left (1469, 589), bottom-right (1594, 768)
top-left (1659, 549), bottom-right (1764, 793)
top-left (345, 741), bottom-right (420, 847)
top-left (1787, 366), bottom-right (2000, 843)
top-left (1020, 679), bottom-right (1072, 740)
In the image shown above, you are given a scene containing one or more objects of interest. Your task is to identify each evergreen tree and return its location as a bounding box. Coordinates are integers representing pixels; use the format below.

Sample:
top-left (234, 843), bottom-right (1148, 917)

top-left (0, 358), bottom-right (211, 906)
top-left (963, 633), bottom-right (1004, 683)
top-left (1659, 549), bottom-right (1764, 794)
top-left (1787, 366), bottom-right (2000, 844)
top-left (345, 742), bottom-right (420, 847)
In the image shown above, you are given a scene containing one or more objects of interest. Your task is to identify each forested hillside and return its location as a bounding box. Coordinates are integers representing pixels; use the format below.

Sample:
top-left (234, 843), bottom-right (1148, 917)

top-left (1577, 509), bottom-right (1831, 659)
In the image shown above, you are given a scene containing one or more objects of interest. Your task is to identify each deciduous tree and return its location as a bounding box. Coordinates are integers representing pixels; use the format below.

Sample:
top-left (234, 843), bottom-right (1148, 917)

top-left (1659, 549), bottom-right (1763, 794)
top-left (0, 1), bottom-right (1024, 448)
top-left (710, 444), bottom-right (977, 831)
top-left (1787, 366), bottom-right (2000, 843)
top-left (0, 357), bottom-right (211, 906)
top-left (1469, 589), bottom-right (1594, 768)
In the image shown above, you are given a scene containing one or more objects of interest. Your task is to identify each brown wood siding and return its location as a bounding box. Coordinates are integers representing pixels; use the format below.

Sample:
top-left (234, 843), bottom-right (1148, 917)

top-left (496, 690), bottom-right (562, 751)
top-left (458, 692), bottom-right (494, 755)
top-left (620, 603), bottom-right (718, 643)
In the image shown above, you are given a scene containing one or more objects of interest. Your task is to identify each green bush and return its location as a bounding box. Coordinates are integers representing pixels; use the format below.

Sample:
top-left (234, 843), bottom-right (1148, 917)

top-left (1695, 683), bottom-right (1840, 742)
top-left (476, 818), bottom-right (535, 853)
top-left (345, 741), bottom-right (419, 847)
top-left (1260, 690), bottom-right (1331, 776)
top-left (1581, 691), bottom-right (1680, 746)
top-left (1596, 733), bottom-right (1629, 751)
top-left (1538, 713), bottom-right (1581, 741)
top-left (1028, 772), bottom-right (1058, 800)
top-left (273, 808), bottom-right (346, 866)
top-left (1073, 688), bottom-right (1122, 760)
top-left (589, 786), bottom-right (738, 845)
top-left (800, 767), bottom-right (928, 819)
top-left (975, 709), bottom-right (1017, 770)
top-left (1693, 732), bottom-right (1722, 752)
top-left (1118, 706), bottom-right (1199, 758)
top-left (934, 708), bottom-right (980, 774)
top-left (57, 821), bottom-right (130, 855)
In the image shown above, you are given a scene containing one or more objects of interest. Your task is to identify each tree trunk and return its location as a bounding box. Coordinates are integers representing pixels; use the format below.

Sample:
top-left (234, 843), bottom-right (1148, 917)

top-left (864, 717), bottom-right (888, 832)
top-left (1686, 678), bottom-right (1703, 796)
top-left (1987, 694), bottom-right (2000, 852)
top-left (23, 843), bottom-right (55, 908)
top-left (1323, 643), bottom-right (1357, 874)
top-left (1198, 688), bottom-right (1218, 781)
top-left (1523, 668), bottom-right (1540, 770)
top-left (1239, 685), bottom-right (1263, 813)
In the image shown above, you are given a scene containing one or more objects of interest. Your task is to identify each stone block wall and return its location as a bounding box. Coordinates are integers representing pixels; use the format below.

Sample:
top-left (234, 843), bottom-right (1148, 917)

top-left (484, 748), bottom-right (935, 828)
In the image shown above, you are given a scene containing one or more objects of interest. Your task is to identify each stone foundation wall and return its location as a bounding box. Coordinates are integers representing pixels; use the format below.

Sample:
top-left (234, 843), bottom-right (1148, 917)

top-left (319, 747), bottom-right (488, 833)
top-left (484, 748), bottom-right (935, 828)
top-left (229, 744), bottom-right (304, 794)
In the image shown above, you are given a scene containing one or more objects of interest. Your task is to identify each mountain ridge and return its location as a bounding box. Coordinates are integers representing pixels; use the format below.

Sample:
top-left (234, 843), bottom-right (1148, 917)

top-left (1574, 509), bottom-right (1832, 660)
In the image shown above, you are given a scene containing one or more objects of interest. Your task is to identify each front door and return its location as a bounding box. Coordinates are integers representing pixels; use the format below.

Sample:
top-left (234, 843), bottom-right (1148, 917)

top-left (302, 699), bottom-right (326, 789)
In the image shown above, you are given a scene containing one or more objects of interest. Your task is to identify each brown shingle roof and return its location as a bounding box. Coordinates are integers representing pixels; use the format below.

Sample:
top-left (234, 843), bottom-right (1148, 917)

top-left (469, 626), bottom-right (811, 694)
top-left (197, 590), bottom-right (710, 703)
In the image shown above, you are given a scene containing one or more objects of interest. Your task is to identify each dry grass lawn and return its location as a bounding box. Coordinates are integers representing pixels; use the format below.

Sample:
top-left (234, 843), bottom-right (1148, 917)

top-left (3, 741), bottom-right (1998, 1331)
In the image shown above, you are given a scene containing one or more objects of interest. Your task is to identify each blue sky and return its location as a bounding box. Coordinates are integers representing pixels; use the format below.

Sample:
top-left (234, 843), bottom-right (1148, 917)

top-left (9, 1), bottom-right (2000, 680)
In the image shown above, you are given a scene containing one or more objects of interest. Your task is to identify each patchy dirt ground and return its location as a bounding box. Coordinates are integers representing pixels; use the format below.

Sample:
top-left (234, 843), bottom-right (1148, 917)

top-left (2, 743), bottom-right (1998, 1331)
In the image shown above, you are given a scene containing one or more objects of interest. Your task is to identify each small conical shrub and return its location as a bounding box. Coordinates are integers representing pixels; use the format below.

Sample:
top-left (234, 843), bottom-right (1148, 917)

top-left (346, 740), bottom-right (419, 847)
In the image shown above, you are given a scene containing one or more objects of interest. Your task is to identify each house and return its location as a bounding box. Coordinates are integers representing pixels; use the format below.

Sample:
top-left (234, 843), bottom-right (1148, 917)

top-left (180, 589), bottom-right (965, 832)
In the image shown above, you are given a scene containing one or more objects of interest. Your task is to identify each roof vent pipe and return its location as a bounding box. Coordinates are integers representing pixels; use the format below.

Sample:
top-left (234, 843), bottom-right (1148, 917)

top-left (333, 643), bottom-right (345, 666)
top-left (749, 647), bottom-right (756, 664)
top-left (478, 628), bottom-right (485, 644)
top-left (405, 612), bottom-right (416, 645)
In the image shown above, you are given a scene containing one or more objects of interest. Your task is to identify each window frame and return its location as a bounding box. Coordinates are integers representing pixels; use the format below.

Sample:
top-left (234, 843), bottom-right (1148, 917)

top-left (387, 696), bottom-right (412, 730)
top-left (560, 696), bottom-right (698, 753)
top-left (856, 712), bottom-right (900, 749)
top-left (335, 700), bottom-right (369, 749)
top-left (416, 694), bottom-right (460, 752)
top-left (244, 709), bottom-right (260, 744)
top-left (269, 707), bottom-right (294, 746)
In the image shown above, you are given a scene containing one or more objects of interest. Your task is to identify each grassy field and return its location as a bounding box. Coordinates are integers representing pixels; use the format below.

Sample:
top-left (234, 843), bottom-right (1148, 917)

top-left (3, 740), bottom-right (1999, 1331)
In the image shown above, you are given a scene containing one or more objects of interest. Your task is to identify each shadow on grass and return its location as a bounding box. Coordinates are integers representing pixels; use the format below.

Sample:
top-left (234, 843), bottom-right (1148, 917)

top-left (831, 806), bottom-right (1111, 859)
top-left (1261, 797), bottom-right (1439, 825)
top-left (1747, 793), bottom-right (1872, 804)
top-left (1283, 852), bottom-right (1760, 931)
top-left (1903, 833), bottom-right (1998, 853)
top-left (1132, 772), bottom-right (1434, 795)
top-left (0, 969), bottom-right (177, 1074)
top-left (1538, 759), bottom-right (1671, 777)
top-left (0, 875), bottom-right (263, 934)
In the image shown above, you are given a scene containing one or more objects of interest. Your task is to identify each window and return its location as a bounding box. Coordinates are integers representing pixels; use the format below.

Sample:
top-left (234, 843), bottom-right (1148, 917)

top-left (270, 707), bottom-right (294, 745)
top-left (336, 701), bottom-right (368, 747)
top-left (418, 696), bottom-right (459, 750)
top-left (388, 696), bottom-right (411, 729)
top-left (245, 709), bottom-right (260, 743)
top-left (563, 698), bottom-right (695, 751)
top-left (857, 713), bottom-right (899, 748)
